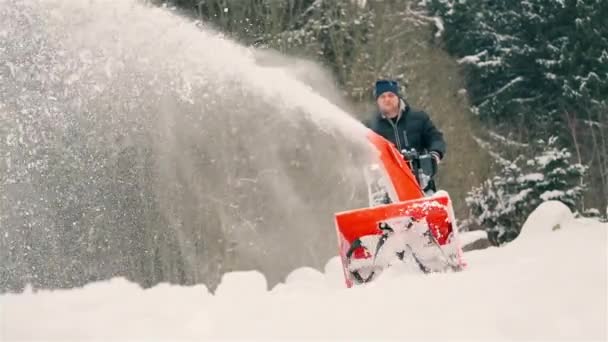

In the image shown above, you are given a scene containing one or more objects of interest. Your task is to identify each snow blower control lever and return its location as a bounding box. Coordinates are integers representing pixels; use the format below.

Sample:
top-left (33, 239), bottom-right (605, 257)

top-left (400, 148), bottom-right (436, 195)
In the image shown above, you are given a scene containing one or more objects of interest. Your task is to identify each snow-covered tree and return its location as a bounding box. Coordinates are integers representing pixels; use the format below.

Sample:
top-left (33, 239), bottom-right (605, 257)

top-left (466, 156), bottom-right (527, 245)
top-left (262, 0), bottom-right (375, 91)
top-left (522, 136), bottom-right (587, 209)
top-left (428, 0), bottom-right (608, 218)
top-left (428, 0), bottom-right (608, 128)
top-left (466, 134), bottom-right (587, 245)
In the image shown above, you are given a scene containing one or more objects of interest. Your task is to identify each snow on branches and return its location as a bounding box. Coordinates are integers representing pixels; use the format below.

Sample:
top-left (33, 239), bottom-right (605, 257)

top-left (466, 133), bottom-right (588, 245)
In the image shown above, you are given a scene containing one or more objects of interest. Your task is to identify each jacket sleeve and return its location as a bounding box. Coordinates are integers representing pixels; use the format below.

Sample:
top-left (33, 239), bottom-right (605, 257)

top-left (422, 113), bottom-right (446, 159)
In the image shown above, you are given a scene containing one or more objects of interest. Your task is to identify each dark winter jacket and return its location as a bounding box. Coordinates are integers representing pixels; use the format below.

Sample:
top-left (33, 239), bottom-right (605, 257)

top-left (364, 103), bottom-right (446, 159)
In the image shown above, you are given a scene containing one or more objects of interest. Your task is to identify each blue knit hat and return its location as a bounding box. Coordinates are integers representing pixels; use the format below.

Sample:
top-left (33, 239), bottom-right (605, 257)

top-left (374, 79), bottom-right (400, 99)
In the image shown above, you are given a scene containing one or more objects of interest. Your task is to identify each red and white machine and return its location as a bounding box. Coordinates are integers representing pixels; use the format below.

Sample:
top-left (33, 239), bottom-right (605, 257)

top-left (334, 131), bottom-right (466, 287)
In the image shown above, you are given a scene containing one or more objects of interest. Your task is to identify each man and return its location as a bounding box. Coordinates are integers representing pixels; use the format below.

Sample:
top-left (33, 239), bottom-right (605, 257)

top-left (365, 79), bottom-right (446, 188)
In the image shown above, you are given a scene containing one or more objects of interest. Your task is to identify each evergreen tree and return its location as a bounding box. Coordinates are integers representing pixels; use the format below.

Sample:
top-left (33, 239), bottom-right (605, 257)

top-left (428, 0), bottom-right (608, 130)
top-left (466, 134), bottom-right (587, 245)
top-left (428, 0), bottom-right (608, 214)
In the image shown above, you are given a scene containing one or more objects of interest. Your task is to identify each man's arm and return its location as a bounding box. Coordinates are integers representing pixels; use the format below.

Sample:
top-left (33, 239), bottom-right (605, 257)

top-left (422, 113), bottom-right (446, 160)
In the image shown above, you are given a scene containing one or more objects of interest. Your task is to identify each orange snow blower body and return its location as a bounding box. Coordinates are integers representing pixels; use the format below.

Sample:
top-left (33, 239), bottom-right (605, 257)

top-left (334, 131), bottom-right (466, 287)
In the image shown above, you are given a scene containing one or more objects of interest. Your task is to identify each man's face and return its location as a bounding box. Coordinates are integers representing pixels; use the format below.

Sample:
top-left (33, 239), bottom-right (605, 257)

top-left (376, 92), bottom-right (399, 118)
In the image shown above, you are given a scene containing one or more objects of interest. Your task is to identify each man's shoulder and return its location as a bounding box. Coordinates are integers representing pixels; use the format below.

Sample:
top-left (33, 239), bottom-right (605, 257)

top-left (406, 107), bottom-right (430, 121)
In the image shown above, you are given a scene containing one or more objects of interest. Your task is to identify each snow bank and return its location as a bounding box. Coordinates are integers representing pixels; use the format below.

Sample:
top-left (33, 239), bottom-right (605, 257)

top-left (520, 200), bottom-right (574, 236)
top-left (459, 229), bottom-right (488, 246)
top-left (1, 203), bottom-right (606, 341)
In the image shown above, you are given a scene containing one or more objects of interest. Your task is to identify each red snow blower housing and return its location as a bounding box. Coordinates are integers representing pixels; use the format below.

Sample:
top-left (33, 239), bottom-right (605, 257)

top-left (334, 131), bottom-right (466, 287)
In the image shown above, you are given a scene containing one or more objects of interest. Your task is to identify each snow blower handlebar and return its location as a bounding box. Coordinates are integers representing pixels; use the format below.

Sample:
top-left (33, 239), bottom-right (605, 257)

top-left (400, 148), bottom-right (437, 194)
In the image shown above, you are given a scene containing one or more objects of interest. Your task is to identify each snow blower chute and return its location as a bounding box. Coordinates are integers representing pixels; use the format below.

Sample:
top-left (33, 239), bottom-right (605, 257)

top-left (334, 131), bottom-right (466, 287)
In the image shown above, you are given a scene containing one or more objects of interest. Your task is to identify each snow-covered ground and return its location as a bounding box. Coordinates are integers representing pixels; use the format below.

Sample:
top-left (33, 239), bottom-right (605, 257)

top-left (1, 201), bottom-right (606, 341)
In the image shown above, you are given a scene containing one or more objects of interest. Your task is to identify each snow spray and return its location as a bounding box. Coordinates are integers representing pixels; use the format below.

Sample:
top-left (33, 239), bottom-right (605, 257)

top-left (0, 0), bottom-right (374, 292)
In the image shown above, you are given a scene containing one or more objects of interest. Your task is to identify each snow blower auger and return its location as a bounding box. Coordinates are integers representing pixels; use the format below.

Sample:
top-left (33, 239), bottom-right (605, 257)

top-left (334, 131), bottom-right (466, 288)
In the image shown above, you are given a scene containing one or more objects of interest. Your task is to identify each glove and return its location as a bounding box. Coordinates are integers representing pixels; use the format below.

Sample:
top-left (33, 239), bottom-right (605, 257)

top-left (429, 151), bottom-right (441, 175)
top-left (429, 151), bottom-right (442, 164)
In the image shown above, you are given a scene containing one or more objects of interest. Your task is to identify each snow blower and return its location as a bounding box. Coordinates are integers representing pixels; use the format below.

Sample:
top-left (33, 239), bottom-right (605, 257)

top-left (334, 131), bottom-right (466, 287)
